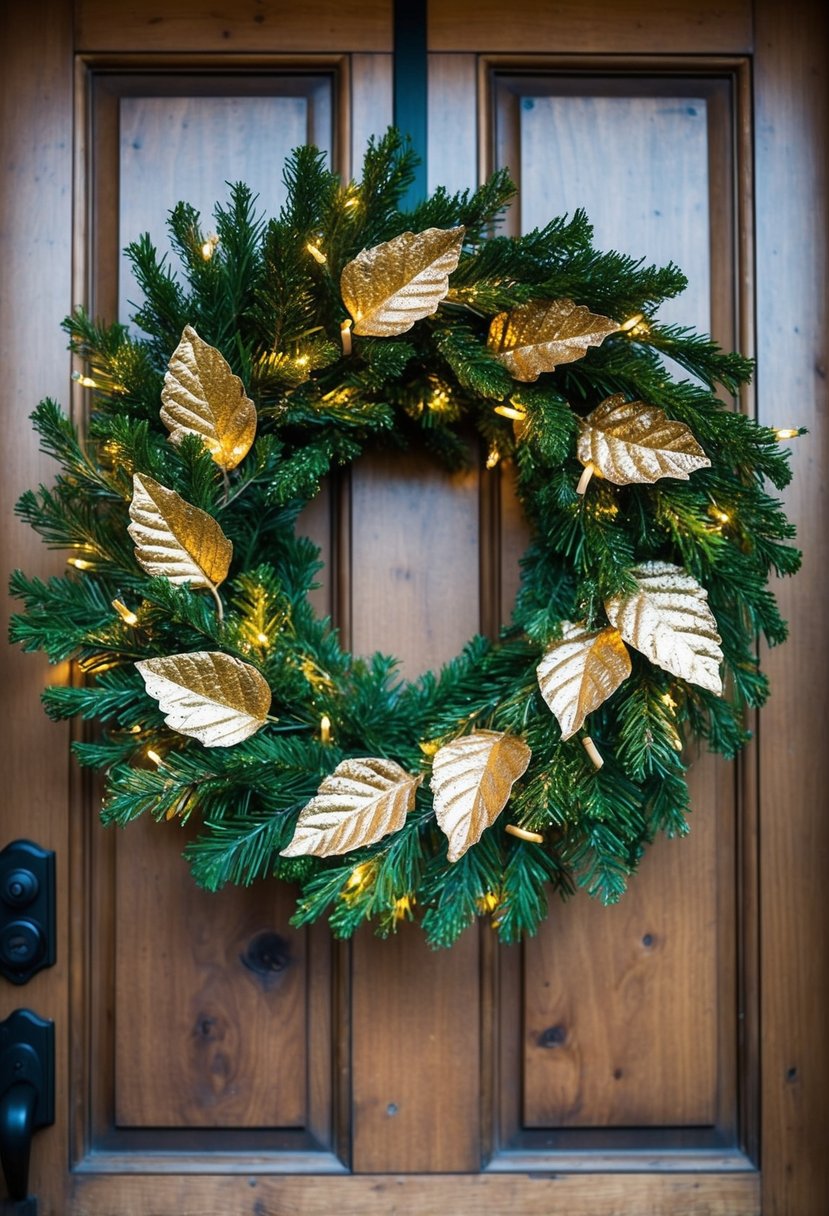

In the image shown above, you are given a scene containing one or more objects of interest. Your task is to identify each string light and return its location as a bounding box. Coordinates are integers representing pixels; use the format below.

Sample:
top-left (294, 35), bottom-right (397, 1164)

top-left (128, 725), bottom-right (142, 735)
top-left (494, 403), bottom-right (526, 422)
top-left (343, 195), bottom-right (360, 210)
top-left (340, 319), bottom-right (353, 356)
top-left (342, 863), bottom-right (373, 900)
top-left (581, 736), bottom-right (604, 769)
top-left (200, 234), bottom-right (219, 261)
top-left (112, 598), bottom-right (138, 627)
top-left (619, 313), bottom-right (650, 337)
top-left (774, 428), bottom-right (799, 441)
top-left (67, 557), bottom-right (92, 571)
top-left (306, 242), bottom-right (327, 265)
top-left (392, 895), bottom-right (414, 922)
top-left (505, 823), bottom-right (544, 843)
top-left (477, 892), bottom-right (500, 915)
top-left (320, 714), bottom-right (332, 744)
top-left (661, 691), bottom-right (678, 711)
top-left (576, 462), bottom-right (596, 495)
top-left (486, 444), bottom-right (501, 469)
top-left (708, 505), bottom-right (731, 525)
top-left (255, 631), bottom-right (269, 646)
top-left (72, 369), bottom-right (126, 394)
top-left (146, 748), bottom-right (163, 767)
top-left (428, 386), bottom-right (452, 413)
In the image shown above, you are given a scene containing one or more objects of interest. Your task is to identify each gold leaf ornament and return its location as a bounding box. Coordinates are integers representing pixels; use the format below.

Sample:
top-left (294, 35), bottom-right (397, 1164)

top-left (161, 324), bottom-right (257, 470)
top-left (430, 730), bottom-right (532, 863)
top-left (577, 395), bottom-right (710, 485)
top-left (280, 758), bottom-right (422, 858)
top-left (487, 298), bottom-right (618, 382)
top-left (340, 226), bottom-right (465, 336)
top-left (537, 623), bottom-right (632, 740)
top-left (136, 651), bottom-right (271, 747)
top-left (128, 473), bottom-right (232, 614)
top-left (605, 561), bottom-right (724, 694)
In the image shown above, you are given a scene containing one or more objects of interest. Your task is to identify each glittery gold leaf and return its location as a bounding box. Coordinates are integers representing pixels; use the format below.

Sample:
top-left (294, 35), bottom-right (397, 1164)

top-left (430, 730), bottom-right (531, 863)
top-left (161, 325), bottom-right (257, 470)
top-left (341, 226), bottom-right (465, 336)
top-left (128, 473), bottom-right (232, 592)
top-left (537, 623), bottom-right (632, 740)
top-left (136, 651), bottom-right (271, 747)
top-left (605, 562), bottom-right (723, 694)
top-left (577, 395), bottom-right (710, 485)
top-left (487, 298), bottom-right (618, 382)
top-left (280, 758), bottom-right (422, 858)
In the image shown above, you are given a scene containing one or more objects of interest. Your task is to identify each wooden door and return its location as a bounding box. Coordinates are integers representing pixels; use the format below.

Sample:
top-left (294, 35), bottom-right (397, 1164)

top-left (1, 2), bottom-right (826, 1213)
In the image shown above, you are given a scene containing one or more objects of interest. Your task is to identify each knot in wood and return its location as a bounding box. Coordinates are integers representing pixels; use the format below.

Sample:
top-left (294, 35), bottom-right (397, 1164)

top-left (240, 931), bottom-right (291, 979)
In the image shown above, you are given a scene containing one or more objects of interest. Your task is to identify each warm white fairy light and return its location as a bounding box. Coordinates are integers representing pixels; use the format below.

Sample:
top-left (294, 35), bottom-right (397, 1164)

top-left (71, 371), bottom-right (99, 389)
top-left (494, 403), bottom-right (526, 422)
top-left (576, 463), bottom-right (596, 495)
top-left (477, 891), bottom-right (500, 914)
top-left (200, 234), bottom-right (219, 260)
top-left (306, 242), bottom-right (327, 265)
top-left (392, 894), bottom-right (414, 922)
top-left (505, 823), bottom-right (544, 843)
top-left (112, 598), bottom-right (139, 627)
top-left (581, 736), bottom-right (604, 769)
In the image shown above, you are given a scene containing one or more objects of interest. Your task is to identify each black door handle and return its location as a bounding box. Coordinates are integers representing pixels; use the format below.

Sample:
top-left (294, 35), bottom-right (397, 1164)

top-left (0, 1082), bottom-right (37, 1202)
top-left (0, 1011), bottom-right (53, 1206)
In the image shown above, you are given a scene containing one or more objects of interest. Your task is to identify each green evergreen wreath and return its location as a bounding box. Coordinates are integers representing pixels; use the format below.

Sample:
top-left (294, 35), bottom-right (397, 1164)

top-left (10, 132), bottom-right (800, 947)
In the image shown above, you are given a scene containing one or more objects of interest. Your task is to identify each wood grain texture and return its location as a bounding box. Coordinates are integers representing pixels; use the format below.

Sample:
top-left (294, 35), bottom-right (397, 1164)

top-left (118, 88), bottom-right (332, 324)
top-left (522, 782), bottom-right (719, 1127)
top-left (77, 0), bottom-right (393, 52)
top-left (349, 450), bottom-right (480, 677)
top-left (352, 924), bottom-right (482, 1172)
top-left (115, 817), bottom-right (307, 1128)
top-left (351, 53), bottom-right (393, 170)
top-left (428, 0), bottom-right (752, 53)
top-left (0, 3), bottom-right (74, 1214)
top-left (348, 446), bottom-right (483, 1172)
top-left (754, 0), bottom-right (829, 1211)
top-left (70, 1171), bottom-right (760, 1215)
top-left (518, 92), bottom-right (711, 334)
top-left (427, 54), bottom-right (478, 194)
top-left (493, 70), bottom-right (737, 1139)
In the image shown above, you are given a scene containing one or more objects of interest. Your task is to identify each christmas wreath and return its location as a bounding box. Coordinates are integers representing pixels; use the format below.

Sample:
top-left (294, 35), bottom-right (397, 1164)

top-left (11, 132), bottom-right (799, 947)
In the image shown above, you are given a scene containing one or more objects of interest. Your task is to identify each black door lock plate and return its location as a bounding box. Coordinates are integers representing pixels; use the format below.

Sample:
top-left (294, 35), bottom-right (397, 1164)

top-left (0, 844), bottom-right (55, 985)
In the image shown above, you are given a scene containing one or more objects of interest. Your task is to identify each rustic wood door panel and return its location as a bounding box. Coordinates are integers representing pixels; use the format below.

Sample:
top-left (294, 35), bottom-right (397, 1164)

top-left (1, 1), bottom-right (826, 1213)
top-left (481, 67), bottom-right (741, 1153)
top-left (80, 61), bottom-right (358, 1171)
